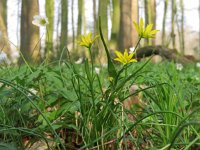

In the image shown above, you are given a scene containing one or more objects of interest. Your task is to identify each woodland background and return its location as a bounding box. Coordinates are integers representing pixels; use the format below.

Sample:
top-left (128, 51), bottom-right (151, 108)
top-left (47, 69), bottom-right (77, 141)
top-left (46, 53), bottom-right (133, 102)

top-left (0, 0), bottom-right (200, 63)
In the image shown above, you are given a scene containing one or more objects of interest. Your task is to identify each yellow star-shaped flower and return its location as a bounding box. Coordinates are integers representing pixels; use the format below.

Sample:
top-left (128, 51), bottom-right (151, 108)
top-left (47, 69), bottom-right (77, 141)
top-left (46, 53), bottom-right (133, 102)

top-left (114, 49), bottom-right (137, 65)
top-left (78, 32), bottom-right (99, 48)
top-left (133, 18), bottom-right (159, 38)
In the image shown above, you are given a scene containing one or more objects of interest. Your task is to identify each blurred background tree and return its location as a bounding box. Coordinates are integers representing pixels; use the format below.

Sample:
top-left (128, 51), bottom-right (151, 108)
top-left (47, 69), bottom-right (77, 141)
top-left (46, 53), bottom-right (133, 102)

top-left (20, 0), bottom-right (40, 63)
top-left (0, 0), bottom-right (11, 57)
top-left (45, 0), bottom-right (54, 59)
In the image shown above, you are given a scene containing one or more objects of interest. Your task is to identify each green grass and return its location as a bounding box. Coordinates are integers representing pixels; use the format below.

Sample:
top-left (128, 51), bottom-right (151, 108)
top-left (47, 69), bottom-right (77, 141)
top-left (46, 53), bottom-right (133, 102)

top-left (0, 60), bottom-right (199, 149)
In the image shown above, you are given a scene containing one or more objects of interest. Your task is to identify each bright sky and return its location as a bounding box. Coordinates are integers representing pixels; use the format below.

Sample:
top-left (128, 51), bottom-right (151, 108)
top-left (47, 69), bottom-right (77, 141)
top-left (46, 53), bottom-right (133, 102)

top-left (7, 0), bottom-right (200, 47)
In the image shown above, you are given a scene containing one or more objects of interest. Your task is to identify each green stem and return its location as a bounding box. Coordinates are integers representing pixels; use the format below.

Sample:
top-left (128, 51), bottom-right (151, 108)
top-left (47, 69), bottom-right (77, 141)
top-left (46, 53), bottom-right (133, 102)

top-left (134, 37), bottom-right (142, 59)
top-left (88, 47), bottom-right (94, 76)
top-left (45, 28), bottom-right (50, 63)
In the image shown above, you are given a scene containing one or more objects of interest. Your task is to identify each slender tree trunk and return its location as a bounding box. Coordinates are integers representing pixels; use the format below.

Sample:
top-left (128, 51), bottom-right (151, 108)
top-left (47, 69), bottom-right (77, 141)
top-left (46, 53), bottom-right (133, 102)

top-left (60, 0), bottom-right (68, 57)
top-left (180, 0), bottom-right (185, 54)
top-left (0, 0), bottom-right (11, 57)
top-left (20, 0), bottom-right (40, 63)
top-left (93, 0), bottom-right (97, 34)
top-left (171, 0), bottom-right (176, 49)
top-left (175, 14), bottom-right (181, 54)
top-left (98, 0), bottom-right (109, 63)
top-left (17, 0), bottom-right (20, 45)
top-left (144, 0), bottom-right (149, 45)
top-left (0, 0), bottom-right (7, 27)
top-left (71, 0), bottom-right (75, 51)
top-left (77, 0), bottom-right (83, 36)
top-left (83, 1), bottom-right (86, 34)
top-left (76, 0), bottom-right (84, 57)
top-left (56, 1), bottom-right (61, 55)
top-left (151, 0), bottom-right (156, 45)
top-left (144, 0), bottom-right (156, 45)
top-left (98, 0), bottom-right (109, 40)
top-left (199, 0), bottom-right (200, 57)
top-left (119, 0), bottom-right (138, 51)
top-left (45, 0), bottom-right (54, 60)
top-left (162, 0), bottom-right (168, 45)
top-left (110, 0), bottom-right (120, 50)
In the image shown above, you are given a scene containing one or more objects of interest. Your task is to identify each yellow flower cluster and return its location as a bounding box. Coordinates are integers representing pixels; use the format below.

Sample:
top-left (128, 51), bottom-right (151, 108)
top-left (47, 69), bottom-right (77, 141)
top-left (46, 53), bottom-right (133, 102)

top-left (114, 49), bottom-right (137, 65)
top-left (78, 32), bottom-right (99, 48)
top-left (133, 18), bottom-right (159, 38)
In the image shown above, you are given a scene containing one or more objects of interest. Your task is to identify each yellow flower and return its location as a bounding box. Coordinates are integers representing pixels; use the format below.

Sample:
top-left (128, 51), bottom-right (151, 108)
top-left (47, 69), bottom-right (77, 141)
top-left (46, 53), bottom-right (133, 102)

top-left (78, 32), bottom-right (99, 48)
top-left (114, 49), bottom-right (137, 65)
top-left (133, 18), bottom-right (159, 38)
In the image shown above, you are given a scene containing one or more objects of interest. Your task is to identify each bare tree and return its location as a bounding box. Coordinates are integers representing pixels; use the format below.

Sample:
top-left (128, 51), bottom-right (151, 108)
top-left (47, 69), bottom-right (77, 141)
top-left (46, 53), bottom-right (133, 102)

top-left (98, 0), bottom-right (109, 40)
top-left (71, 0), bottom-right (75, 51)
top-left (199, 0), bottom-right (200, 57)
top-left (144, 0), bottom-right (156, 45)
top-left (93, 0), bottom-right (97, 34)
top-left (20, 0), bottom-right (40, 63)
top-left (162, 0), bottom-right (168, 45)
top-left (77, 0), bottom-right (83, 36)
top-left (119, 0), bottom-right (138, 51)
top-left (60, 0), bottom-right (68, 57)
top-left (0, 0), bottom-right (11, 57)
top-left (180, 0), bottom-right (185, 54)
top-left (97, 0), bottom-right (109, 63)
top-left (45, 0), bottom-right (54, 59)
top-left (171, 0), bottom-right (176, 49)
top-left (110, 0), bottom-right (120, 50)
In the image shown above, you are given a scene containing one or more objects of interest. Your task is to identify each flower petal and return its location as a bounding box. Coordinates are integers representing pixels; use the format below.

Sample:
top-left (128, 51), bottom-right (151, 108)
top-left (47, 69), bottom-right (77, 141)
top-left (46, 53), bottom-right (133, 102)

top-left (139, 18), bottom-right (144, 35)
top-left (133, 21), bottom-right (139, 34)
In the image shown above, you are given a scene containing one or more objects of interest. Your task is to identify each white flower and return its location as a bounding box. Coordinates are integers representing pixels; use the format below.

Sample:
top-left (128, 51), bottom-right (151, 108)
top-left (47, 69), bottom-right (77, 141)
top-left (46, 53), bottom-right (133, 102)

top-left (114, 98), bottom-right (119, 105)
top-left (196, 62), bottom-right (200, 68)
top-left (102, 63), bottom-right (107, 68)
top-left (95, 67), bottom-right (100, 75)
top-left (28, 88), bottom-right (37, 96)
top-left (75, 57), bottom-right (83, 64)
top-left (32, 15), bottom-right (49, 27)
top-left (176, 63), bottom-right (183, 71)
top-left (129, 47), bottom-right (135, 54)
top-left (0, 51), bottom-right (8, 63)
top-left (75, 111), bottom-right (81, 119)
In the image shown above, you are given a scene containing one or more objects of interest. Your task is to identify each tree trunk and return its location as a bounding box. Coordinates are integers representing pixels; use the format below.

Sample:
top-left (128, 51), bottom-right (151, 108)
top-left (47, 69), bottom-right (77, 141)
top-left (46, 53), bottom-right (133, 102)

top-left (0, 0), bottom-right (11, 57)
top-left (45, 0), bottom-right (54, 60)
top-left (119, 0), bottom-right (138, 51)
top-left (98, 0), bottom-right (109, 40)
top-left (0, 0), bottom-right (7, 27)
top-left (171, 0), bottom-right (176, 49)
top-left (93, 0), bottom-right (97, 34)
top-left (76, 0), bottom-right (84, 57)
top-left (20, 0), bottom-right (40, 63)
top-left (110, 0), bottom-right (120, 50)
top-left (144, 0), bottom-right (156, 45)
top-left (199, 0), bottom-right (200, 58)
top-left (77, 0), bottom-right (83, 36)
top-left (97, 0), bottom-right (109, 63)
top-left (162, 0), bottom-right (168, 45)
top-left (60, 0), bottom-right (68, 57)
top-left (71, 0), bottom-right (75, 51)
top-left (180, 0), bottom-right (185, 54)
top-left (136, 45), bottom-right (194, 64)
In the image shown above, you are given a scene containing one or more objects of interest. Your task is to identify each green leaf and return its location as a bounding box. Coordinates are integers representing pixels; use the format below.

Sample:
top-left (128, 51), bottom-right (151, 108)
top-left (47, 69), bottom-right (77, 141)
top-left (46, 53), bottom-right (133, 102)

top-left (0, 143), bottom-right (18, 150)
top-left (85, 59), bottom-right (92, 82)
top-left (99, 16), bottom-right (117, 78)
